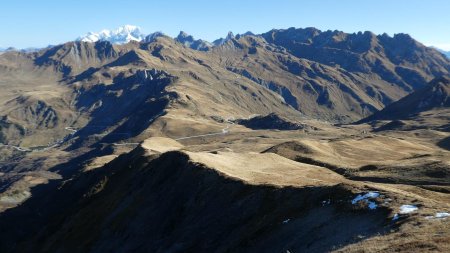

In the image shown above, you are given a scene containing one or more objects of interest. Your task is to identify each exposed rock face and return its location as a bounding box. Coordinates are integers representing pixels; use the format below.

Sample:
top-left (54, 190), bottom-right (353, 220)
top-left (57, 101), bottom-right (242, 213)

top-left (175, 31), bottom-right (211, 51)
top-left (261, 28), bottom-right (449, 90)
top-left (214, 30), bottom-right (450, 122)
top-left (0, 96), bottom-right (67, 145)
top-left (226, 67), bottom-right (299, 108)
top-left (213, 31), bottom-right (236, 46)
top-left (136, 68), bottom-right (174, 84)
top-left (34, 41), bottom-right (119, 76)
top-left (142, 32), bottom-right (166, 43)
top-left (6, 97), bottom-right (58, 129)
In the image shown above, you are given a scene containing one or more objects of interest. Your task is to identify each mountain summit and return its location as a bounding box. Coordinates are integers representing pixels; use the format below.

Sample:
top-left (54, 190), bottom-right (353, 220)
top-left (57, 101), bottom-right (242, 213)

top-left (77, 25), bottom-right (145, 44)
top-left (175, 31), bottom-right (211, 51)
top-left (213, 31), bottom-right (235, 45)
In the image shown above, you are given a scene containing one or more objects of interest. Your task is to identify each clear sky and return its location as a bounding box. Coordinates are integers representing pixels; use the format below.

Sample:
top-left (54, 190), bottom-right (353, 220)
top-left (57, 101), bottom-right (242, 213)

top-left (1, 0), bottom-right (450, 50)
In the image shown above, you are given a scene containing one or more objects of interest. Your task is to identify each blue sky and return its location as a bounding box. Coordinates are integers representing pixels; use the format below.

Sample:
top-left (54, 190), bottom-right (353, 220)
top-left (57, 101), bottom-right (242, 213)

top-left (1, 0), bottom-right (450, 50)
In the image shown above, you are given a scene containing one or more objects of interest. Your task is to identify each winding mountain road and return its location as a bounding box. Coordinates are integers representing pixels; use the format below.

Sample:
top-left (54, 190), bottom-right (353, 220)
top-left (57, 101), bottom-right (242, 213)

top-left (0, 126), bottom-right (79, 152)
top-left (175, 124), bottom-right (230, 141)
top-left (1, 115), bottom-right (233, 151)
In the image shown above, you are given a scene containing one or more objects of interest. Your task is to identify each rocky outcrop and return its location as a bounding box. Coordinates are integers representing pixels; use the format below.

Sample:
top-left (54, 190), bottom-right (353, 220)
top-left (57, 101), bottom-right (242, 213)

top-left (175, 31), bottom-right (211, 51)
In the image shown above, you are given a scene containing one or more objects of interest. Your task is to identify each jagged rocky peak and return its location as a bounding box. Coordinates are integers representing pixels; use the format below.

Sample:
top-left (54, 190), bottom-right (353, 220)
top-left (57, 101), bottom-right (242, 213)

top-left (142, 32), bottom-right (167, 43)
top-left (133, 68), bottom-right (176, 93)
top-left (213, 31), bottom-right (236, 46)
top-left (175, 31), bottom-right (211, 51)
top-left (226, 31), bottom-right (235, 40)
top-left (235, 31), bottom-right (255, 39)
top-left (176, 31), bottom-right (194, 42)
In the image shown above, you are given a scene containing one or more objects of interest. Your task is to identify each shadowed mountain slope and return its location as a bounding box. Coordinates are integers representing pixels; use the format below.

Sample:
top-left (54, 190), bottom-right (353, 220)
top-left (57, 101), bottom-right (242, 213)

top-left (0, 140), bottom-right (392, 253)
top-left (360, 76), bottom-right (450, 122)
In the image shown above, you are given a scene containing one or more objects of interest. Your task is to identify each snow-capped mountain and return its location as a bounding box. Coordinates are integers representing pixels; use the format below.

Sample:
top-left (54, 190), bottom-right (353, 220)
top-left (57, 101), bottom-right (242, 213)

top-left (77, 25), bottom-right (145, 44)
top-left (76, 25), bottom-right (246, 49)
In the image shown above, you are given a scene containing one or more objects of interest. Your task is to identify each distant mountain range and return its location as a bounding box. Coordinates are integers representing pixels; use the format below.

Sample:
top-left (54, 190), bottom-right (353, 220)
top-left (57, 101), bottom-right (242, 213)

top-left (438, 49), bottom-right (450, 58)
top-left (76, 25), bottom-right (254, 49)
top-left (3, 25), bottom-right (450, 61)
top-left (1, 25), bottom-right (450, 252)
top-left (0, 25), bottom-right (449, 146)
top-left (0, 46), bottom-right (49, 53)
top-left (429, 46), bottom-right (450, 59)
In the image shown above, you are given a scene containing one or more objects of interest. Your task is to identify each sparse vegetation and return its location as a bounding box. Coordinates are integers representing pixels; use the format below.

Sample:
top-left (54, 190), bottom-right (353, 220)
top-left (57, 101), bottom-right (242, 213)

top-left (0, 26), bottom-right (448, 252)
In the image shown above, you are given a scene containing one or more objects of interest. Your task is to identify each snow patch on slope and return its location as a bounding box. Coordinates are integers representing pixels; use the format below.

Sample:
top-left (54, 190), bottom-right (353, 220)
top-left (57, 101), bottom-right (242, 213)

top-left (399, 205), bottom-right (418, 214)
top-left (425, 212), bottom-right (450, 220)
top-left (392, 204), bottom-right (419, 221)
top-left (351, 191), bottom-right (379, 210)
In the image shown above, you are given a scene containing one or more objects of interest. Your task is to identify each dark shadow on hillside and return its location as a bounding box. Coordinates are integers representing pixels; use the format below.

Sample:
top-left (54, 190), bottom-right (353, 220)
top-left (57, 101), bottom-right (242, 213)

top-left (67, 69), bottom-right (176, 149)
top-left (0, 149), bottom-right (392, 252)
top-left (437, 136), bottom-right (450, 151)
top-left (0, 144), bottom-right (114, 252)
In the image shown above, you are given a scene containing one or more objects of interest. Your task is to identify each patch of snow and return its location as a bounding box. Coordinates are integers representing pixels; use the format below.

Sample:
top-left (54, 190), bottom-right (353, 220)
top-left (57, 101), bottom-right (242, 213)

top-left (392, 205), bottom-right (421, 221)
top-left (322, 199), bottom-right (331, 206)
top-left (426, 212), bottom-right (450, 220)
top-left (435, 212), bottom-right (450, 219)
top-left (351, 192), bottom-right (380, 204)
top-left (282, 219), bottom-right (291, 224)
top-left (392, 213), bottom-right (399, 221)
top-left (399, 205), bottom-right (418, 214)
top-left (367, 201), bottom-right (378, 210)
top-left (351, 192), bottom-right (380, 210)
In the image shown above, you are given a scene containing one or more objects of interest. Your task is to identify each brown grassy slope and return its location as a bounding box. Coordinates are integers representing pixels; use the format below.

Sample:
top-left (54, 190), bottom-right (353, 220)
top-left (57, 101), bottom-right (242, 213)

top-left (264, 133), bottom-right (450, 192)
top-left (1, 137), bottom-right (447, 252)
top-left (0, 141), bottom-right (388, 252)
top-left (0, 38), bottom-right (301, 147)
top-left (2, 29), bottom-right (450, 147)
top-left (211, 35), bottom-right (405, 122)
